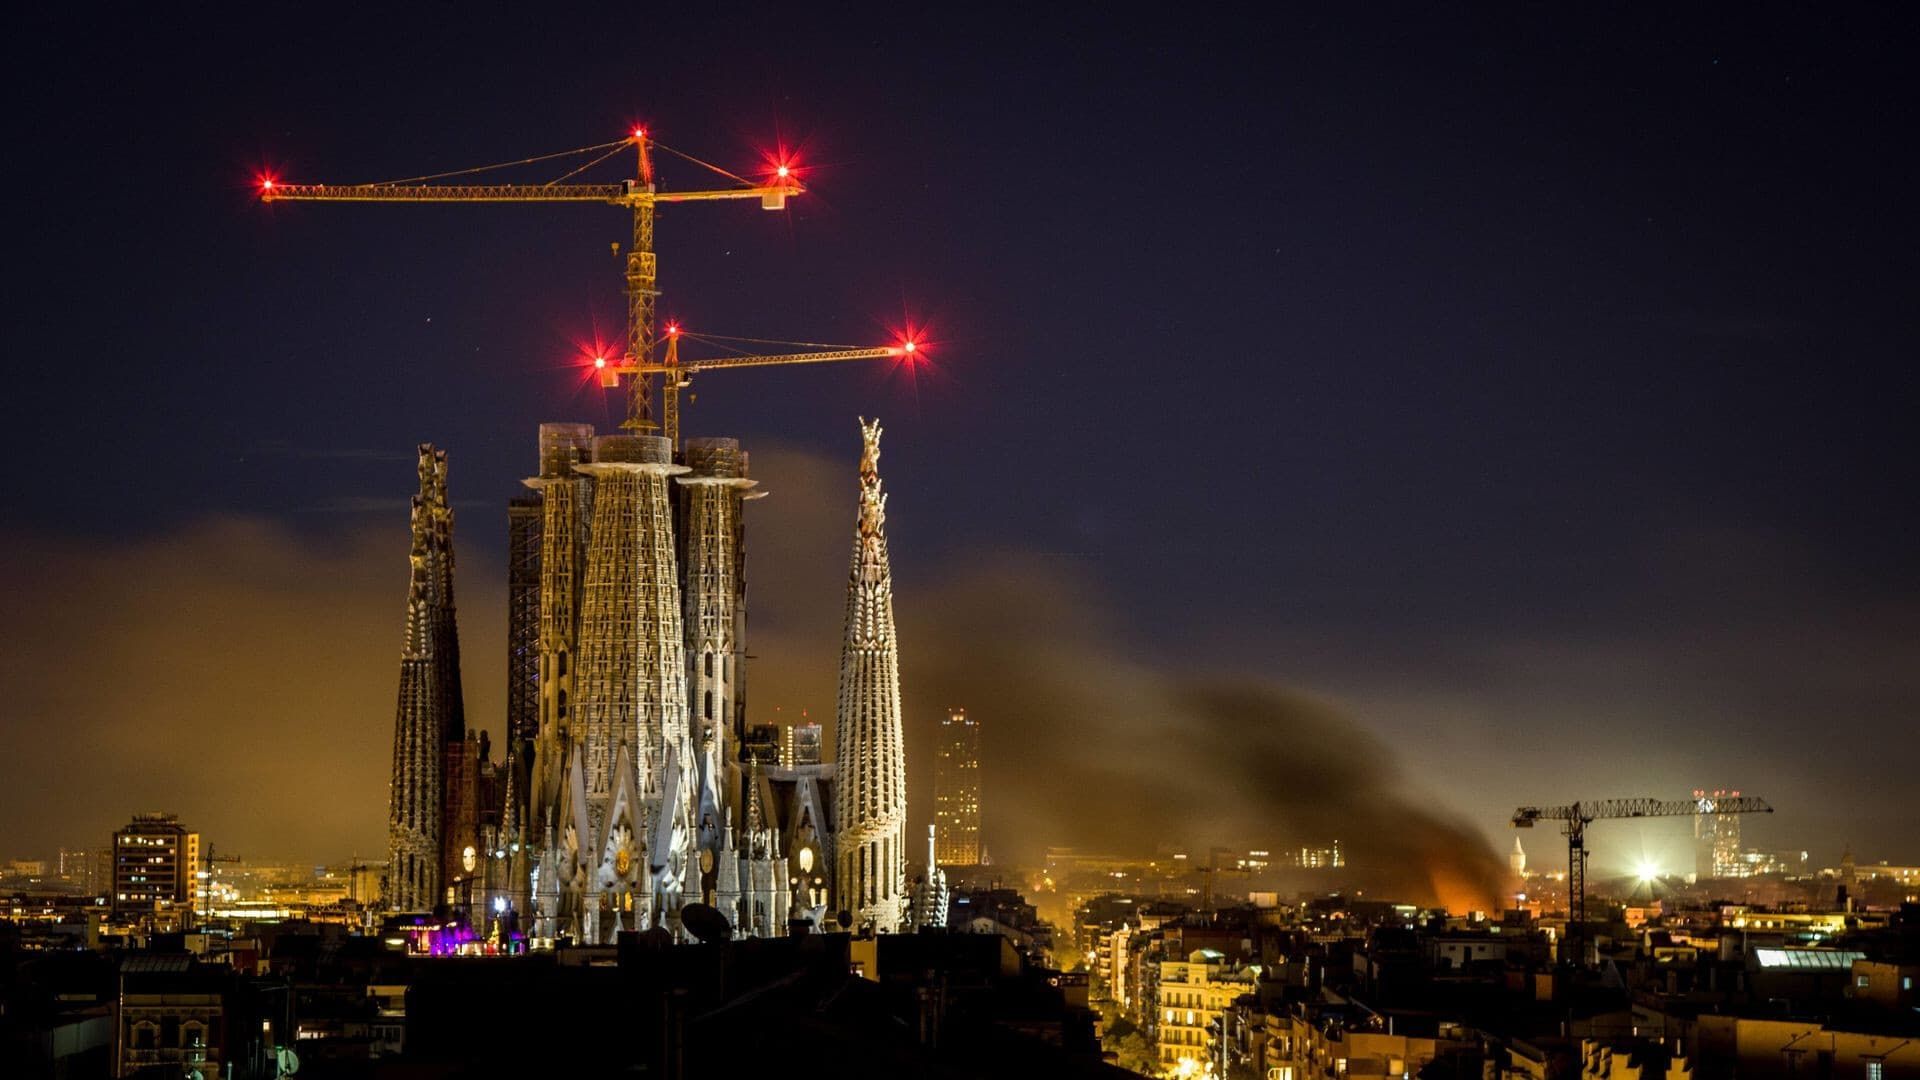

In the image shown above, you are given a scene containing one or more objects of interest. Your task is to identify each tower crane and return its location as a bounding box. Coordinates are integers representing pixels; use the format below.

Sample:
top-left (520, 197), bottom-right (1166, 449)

top-left (198, 843), bottom-right (242, 923)
top-left (260, 129), bottom-right (913, 444)
top-left (1513, 794), bottom-right (1772, 961)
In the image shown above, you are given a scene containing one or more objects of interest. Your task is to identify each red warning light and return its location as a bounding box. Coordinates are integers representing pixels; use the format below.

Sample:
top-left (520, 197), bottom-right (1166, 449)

top-left (632, 127), bottom-right (647, 141)
top-left (593, 356), bottom-right (608, 369)
top-left (902, 340), bottom-right (917, 354)
top-left (259, 178), bottom-right (274, 191)
top-left (665, 322), bottom-right (680, 336)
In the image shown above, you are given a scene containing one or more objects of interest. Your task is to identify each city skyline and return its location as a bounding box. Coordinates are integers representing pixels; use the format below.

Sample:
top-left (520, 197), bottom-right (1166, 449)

top-left (3, 7), bottom-right (1917, 882)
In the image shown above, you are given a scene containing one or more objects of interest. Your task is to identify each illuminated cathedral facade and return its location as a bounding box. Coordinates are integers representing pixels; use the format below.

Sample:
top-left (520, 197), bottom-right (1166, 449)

top-left (426, 419), bottom-right (915, 942)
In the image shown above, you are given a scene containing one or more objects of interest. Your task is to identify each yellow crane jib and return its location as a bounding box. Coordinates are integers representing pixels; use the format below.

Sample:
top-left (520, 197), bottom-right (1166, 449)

top-left (257, 129), bottom-right (821, 440)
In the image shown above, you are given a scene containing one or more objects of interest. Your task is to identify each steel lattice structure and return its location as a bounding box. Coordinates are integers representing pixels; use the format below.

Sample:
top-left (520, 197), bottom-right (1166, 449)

top-left (1514, 795), bottom-right (1773, 963)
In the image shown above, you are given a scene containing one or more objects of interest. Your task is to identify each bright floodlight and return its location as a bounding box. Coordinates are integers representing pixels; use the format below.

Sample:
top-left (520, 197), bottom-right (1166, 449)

top-left (1636, 861), bottom-right (1659, 883)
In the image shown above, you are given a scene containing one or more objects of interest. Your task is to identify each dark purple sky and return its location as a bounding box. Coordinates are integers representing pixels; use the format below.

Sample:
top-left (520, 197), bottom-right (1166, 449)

top-left (3, 7), bottom-right (1916, 869)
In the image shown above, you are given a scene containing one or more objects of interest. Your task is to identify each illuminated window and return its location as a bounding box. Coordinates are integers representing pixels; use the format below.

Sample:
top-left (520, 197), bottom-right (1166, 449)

top-left (1866, 1063), bottom-right (1882, 1080)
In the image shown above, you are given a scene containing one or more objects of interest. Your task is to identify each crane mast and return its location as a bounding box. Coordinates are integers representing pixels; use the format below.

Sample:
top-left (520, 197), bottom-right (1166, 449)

top-left (261, 130), bottom-right (900, 442)
top-left (1513, 794), bottom-right (1772, 965)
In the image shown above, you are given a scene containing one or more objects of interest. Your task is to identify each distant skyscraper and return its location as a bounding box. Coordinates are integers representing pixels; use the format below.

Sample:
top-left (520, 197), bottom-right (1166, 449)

top-left (833, 419), bottom-right (908, 933)
top-left (1694, 788), bottom-right (1744, 879)
top-left (783, 722), bottom-right (823, 767)
top-left (387, 445), bottom-right (465, 912)
top-left (934, 708), bottom-right (982, 866)
top-left (1510, 836), bottom-right (1527, 877)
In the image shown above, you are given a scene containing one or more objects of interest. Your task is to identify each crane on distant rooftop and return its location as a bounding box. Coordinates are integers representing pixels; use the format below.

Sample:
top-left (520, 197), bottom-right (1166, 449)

top-left (1514, 794), bottom-right (1772, 963)
top-left (260, 128), bottom-right (915, 445)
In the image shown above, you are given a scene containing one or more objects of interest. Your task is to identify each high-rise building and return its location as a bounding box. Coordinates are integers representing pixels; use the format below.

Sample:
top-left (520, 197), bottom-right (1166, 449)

top-left (1510, 836), bottom-right (1527, 877)
top-left (833, 418), bottom-right (909, 934)
top-left (934, 708), bottom-right (982, 867)
top-left (387, 445), bottom-right (465, 912)
top-left (783, 722), bottom-right (823, 767)
top-left (1694, 789), bottom-right (1744, 879)
top-left (113, 814), bottom-right (198, 920)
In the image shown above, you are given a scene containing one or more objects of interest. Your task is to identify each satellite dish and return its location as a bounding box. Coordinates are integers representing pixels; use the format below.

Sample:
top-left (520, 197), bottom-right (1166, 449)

top-left (836, 909), bottom-right (853, 930)
top-left (680, 903), bottom-right (732, 945)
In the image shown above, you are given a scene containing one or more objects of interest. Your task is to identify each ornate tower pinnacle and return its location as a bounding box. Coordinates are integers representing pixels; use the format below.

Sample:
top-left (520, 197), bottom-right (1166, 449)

top-left (388, 444), bottom-right (465, 912)
top-left (833, 418), bottom-right (908, 933)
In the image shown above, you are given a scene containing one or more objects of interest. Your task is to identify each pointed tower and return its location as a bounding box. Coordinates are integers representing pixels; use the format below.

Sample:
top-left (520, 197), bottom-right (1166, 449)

top-left (832, 418), bottom-right (908, 933)
top-left (908, 825), bottom-right (950, 930)
top-left (569, 433), bottom-right (694, 939)
top-left (387, 444), bottom-right (465, 912)
top-left (523, 423), bottom-right (594, 938)
top-left (675, 438), bottom-right (764, 867)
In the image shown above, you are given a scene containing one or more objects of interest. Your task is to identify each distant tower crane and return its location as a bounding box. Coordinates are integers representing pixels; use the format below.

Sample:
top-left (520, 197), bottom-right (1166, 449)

top-left (1513, 794), bottom-right (1772, 962)
top-left (198, 843), bottom-right (241, 923)
top-left (260, 129), bottom-right (914, 443)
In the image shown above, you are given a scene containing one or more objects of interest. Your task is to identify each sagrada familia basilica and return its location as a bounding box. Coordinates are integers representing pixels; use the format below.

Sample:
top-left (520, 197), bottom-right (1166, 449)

top-left (385, 419), bottom-right (948, 942)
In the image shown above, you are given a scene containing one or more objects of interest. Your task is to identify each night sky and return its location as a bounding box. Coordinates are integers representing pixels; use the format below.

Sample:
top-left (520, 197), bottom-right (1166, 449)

top-left (4, 7), bottom-right (1916, 877)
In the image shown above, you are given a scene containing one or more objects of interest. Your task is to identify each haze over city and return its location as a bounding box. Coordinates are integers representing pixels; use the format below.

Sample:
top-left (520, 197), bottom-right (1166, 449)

top-left (2, 7), bottom-right (1917, 1078)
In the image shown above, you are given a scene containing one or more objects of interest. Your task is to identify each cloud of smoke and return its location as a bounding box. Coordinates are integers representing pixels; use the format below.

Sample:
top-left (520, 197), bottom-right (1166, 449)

top-left (0, 517), bottom-right (504, 861)
top-left (0, 438), bottom-right (1505, 909)
top-left (745, 445), bottom-right (1509, 911)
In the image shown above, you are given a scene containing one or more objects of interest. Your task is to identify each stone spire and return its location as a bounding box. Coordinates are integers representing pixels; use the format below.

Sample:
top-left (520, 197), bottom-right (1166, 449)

top-left (908, 825), bottom-right (949, 930)
top-left (675, 438), bottom-right (764, 868)
top-left (832, 418), bottom-right (908, 934)
top-left (523, 423), bottom-right (594, 939)
top-left (569, 433), bottom-right (694, 939)
top-left (387, 444), bottom-right (465, 912)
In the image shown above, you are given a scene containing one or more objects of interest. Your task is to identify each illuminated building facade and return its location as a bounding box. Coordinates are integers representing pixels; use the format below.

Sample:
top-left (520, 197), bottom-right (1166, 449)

top-left (525, 423), bottom-right (593, 939)
top-left (783, 721), bottom-right (823, 767)
top-left (833, 419), bottom-right (909, 934)
top-left (567, 433), bottom-right (695, 941)
top-left (387, 445), bottom-right (466, 913)
top-left (113, 813), bottom-right (199, 920)
top-left (1155, 950), bottom-right (1258, 1074)
top-left (676, 438), bottom-right (760, 868)
top-left (934, 708), bottom-right (983, 866)
top-left (1694, 789), bottom-right (1744, 879)
top-left (518, 424), bottom-right (805, 943)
